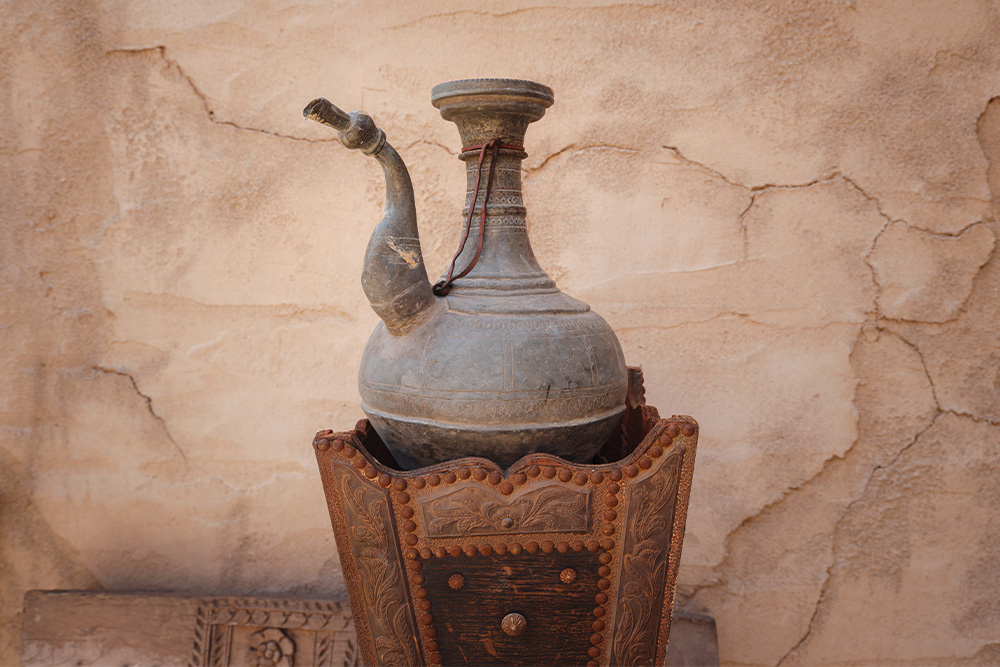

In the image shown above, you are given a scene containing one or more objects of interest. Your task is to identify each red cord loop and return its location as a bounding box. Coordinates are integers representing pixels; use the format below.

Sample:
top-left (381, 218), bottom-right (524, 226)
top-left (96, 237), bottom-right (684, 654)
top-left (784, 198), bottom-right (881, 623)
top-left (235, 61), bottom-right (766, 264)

top-left (433, 140), bottom-right (524, 296)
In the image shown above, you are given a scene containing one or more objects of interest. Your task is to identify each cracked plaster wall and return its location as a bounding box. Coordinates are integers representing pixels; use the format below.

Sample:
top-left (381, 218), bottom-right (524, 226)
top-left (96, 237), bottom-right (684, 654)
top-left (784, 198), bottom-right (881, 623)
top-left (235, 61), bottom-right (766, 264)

top-left (2, 1), bottom-right (999, 665)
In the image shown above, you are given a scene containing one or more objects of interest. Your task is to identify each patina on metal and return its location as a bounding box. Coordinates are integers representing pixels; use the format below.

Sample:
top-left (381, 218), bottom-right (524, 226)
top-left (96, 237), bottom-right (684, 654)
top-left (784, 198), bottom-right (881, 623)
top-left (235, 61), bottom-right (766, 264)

top-left (312, 368), bottom-right (699, 667)
top-left (304, 79), bottom-right (628, 470)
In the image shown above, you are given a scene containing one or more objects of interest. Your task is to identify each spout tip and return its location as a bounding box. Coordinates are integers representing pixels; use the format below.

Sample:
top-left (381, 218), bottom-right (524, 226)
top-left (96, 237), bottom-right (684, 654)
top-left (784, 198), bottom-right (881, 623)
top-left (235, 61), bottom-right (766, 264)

top-left (303, 97), bottom-right (351, 131)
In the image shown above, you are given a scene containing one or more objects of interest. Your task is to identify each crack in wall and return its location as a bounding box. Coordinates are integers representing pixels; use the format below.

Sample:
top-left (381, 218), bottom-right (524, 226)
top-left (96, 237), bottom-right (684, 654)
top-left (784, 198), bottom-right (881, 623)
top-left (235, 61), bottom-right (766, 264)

top-left (106, 46), bottom-right (335, 144)
top-left (386, 3), bottom-right (662, 30)
top-left (90, 366), bottom-right (187, 461)
top-left (776, 408), bottom-right (945, 667)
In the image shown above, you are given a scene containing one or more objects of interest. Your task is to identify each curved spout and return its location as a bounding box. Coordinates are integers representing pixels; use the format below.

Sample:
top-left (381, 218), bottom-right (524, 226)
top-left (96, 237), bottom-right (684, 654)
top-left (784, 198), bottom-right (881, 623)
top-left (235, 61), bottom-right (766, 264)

top-left (304, 98), bottom-right (435, 333)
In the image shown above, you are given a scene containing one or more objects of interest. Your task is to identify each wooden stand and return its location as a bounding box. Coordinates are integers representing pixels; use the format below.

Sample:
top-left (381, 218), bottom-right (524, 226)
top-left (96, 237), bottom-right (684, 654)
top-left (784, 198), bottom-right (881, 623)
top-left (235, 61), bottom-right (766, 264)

top-left (312, 368), bottom-right (698, 667)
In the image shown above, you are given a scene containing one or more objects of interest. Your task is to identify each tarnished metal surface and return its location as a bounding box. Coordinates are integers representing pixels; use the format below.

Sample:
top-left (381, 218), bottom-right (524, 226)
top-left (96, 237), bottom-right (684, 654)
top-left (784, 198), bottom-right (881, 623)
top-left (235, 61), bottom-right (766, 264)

top-left (304, 80), bottom-right (627, 469)
top-left (312, 369), bottom-right (699, 667)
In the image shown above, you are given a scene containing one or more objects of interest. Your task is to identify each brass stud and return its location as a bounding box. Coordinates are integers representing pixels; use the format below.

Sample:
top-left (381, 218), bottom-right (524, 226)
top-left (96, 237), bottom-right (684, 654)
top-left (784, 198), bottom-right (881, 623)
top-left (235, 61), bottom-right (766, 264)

top-left (423, 627), bottom-right (436, 639)
top-left (586, 540), bottom-right (600, 552)
top-left (408, 560), bottom-right (422, 572)
top-left (558, 469), bottom-right (573, 482)
top-left (449, 546), bottom-right (463, 557)
top-left (527, 465), bottom-right (541, 477)
top-left (494, 543), bottom-right (507, 555)
top-left (402, 520), bottom-right (416, 532)
top-left (509, 542), bottom-right (523, 555)
top-left (598, 578), bottom-right (611, 590)
top-left (602, 524), bottom-right (615, 536)
top-left (560, 568), bottom-right (577, 583)
top-left (608, 470), bottom-right (622, 482)
top-left (420, 548), bottom-right (432, 560)
top-left (556, 541), bottom-right (570, 553)
top-left (572, 540), bottom-right (585, 552)
top-left (601, 538), bottom-right (615, 551)
top-left (593, 607), bottom-right (606, 617)
top-left (412, 477), bottom-right (426, 490)
top-left (396, 492), bottom-right (410, 504)
top-left (599, 552), bottom-right (612, 565)
top-left (472, 468), bottom-right (487, 481)
top-left (607, 483), bottom-right (621, 495)
top-left (434, 547), bottom-right (447, 558)
top-left (415, 587), bottom-right (429, 598)
top-left (413, 573), bottom-right (425, 585)
top-left (598, 565), bottom-right (611, 577)
top-left (501, 517), bottom-right (515, 529)
top-left (499, 481), bottom-right (514, 495)
top-left (404, 534), bottom-right (418, 546)
top-left (457, 467), bottom-right (471, 479)
top-left (420, 614), bottom-right (434, 626)
top-left (592, 619), bottom-right (605, 632)
top-left (401, 506), bottom-right (415, 519)
top-left (624, 465), bottom-right (639, 478)
top-left (427, 641), bottom-right (439, 652)
top-left (501, 612), bottom-right (527, 637)
top-left (595, 592), bottom-right (608, 604)
top-left (393, 479), bottom-right (408, 491)
top-left (650, 443), bottom-right (665, 457)
top-left (683, 423), bottom-right (696, 437)
top-left (606, 496), bottom-right (618, 508)
top-left (638, 456), bottom-right (652, 470)
top-left (604, 510), bottom-right (618, 522)
top-left (331, 439), bottom-right (345, 452)
top-left (418, 600), bottom-right (432, 611)
top-left (428, 474), bottom-right (441, 486)
top-left (591, 471), bottom-right (604, 484)
top-left (378, 473), bottom-right (392, 487)
top-left (480, 544), bottom-right (493, 556)
top-left (590, 633), bottom-right (603, 645)
top-left (443, 471), bottom-right (457, 484)
top-left (316, 438), bottom-right (330, 451)
top-left (542, 466), bottom-right (556, 479)
top-left (448, 573), bottom-right (465, 590)
top-left (429, 652), bottom-right (443, 664)
top-left (541, 540), bottom-right (554, 553)
top-left (512, 472), bottom-right (527, 485)
top-left (352, 456), bottom-right (367, 470)
top-left (487, 471), bottom-right (502, 485)
top-left (464, 545), bottom-right (477, 557)
top-left (525, 541), bottom-right (539, 554)
top-left (666, 424), bottom-right (680, 438)
top-left (574, 472), bottom-right (588, 486)
top-left (363, 465), bottom-right (378, 479)
top-left (588, 648), bottom-right (601, 659)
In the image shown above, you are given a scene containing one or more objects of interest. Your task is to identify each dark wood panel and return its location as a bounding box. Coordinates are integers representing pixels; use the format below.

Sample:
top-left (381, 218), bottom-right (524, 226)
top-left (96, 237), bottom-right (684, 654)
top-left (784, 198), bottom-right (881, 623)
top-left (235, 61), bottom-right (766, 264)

top-left (422, 551), bottom-right (600, 666)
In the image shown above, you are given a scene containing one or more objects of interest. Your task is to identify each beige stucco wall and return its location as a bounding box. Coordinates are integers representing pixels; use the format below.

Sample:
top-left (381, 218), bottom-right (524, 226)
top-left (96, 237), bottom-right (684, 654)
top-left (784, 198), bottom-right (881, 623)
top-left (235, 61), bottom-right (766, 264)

top-left (3, 1), bottom-right (1000, 664)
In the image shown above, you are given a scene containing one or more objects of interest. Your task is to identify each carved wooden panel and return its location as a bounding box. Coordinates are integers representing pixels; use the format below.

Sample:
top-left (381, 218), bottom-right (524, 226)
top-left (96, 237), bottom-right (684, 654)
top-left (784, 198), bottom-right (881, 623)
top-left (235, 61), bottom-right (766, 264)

top-left (190, 597), bottom-right (360, 667)
top-left (418, 482), bottom-right (590, 537)
top-left (314, 368), bottom-right (699, 667)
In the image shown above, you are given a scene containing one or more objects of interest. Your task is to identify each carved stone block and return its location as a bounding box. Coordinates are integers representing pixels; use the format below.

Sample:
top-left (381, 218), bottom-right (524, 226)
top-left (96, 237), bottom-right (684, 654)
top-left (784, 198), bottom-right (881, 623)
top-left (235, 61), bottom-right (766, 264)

top-left (313, 368), bottom-right (699, 666)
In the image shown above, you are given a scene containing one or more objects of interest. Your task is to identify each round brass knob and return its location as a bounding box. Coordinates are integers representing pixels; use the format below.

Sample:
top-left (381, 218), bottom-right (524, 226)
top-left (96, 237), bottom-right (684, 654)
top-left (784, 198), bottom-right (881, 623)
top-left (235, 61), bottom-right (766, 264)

top-left (560, 568), bottom-right (577, 584)
top-left (448, 573), bottom-right (465, 590)
top-left (502, 612), bottom-right (527, 637)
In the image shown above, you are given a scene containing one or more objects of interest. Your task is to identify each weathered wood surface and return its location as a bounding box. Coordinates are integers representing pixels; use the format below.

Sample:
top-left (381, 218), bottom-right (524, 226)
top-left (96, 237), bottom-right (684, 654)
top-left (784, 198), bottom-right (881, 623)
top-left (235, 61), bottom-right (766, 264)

top-left (21, 591), bottom-right (717, 666)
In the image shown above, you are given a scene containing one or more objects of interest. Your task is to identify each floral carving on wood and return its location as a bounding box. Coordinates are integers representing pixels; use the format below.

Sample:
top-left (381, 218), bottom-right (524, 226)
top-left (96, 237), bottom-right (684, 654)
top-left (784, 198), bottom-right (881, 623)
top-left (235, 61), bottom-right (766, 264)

top-left (419, 483), bottom-right (590, 537)
top-left (337, 470), bottom-right (419, 667)
top-left (610, 449), bottom-right (683, 667)
top-left (248, 628), bottom-right (295, 667)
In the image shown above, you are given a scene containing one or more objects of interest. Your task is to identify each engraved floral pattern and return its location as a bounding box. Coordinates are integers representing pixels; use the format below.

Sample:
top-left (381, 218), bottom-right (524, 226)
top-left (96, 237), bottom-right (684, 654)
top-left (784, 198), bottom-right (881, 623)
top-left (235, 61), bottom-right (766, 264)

top-left (248, 628), bottom-right (294, 667)
top-left (339, 473), bottom-right (419, 667)
top-left (610, 451), bottom-right (682, 667)
top-left (422, 484), bottom-right (590, 537)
